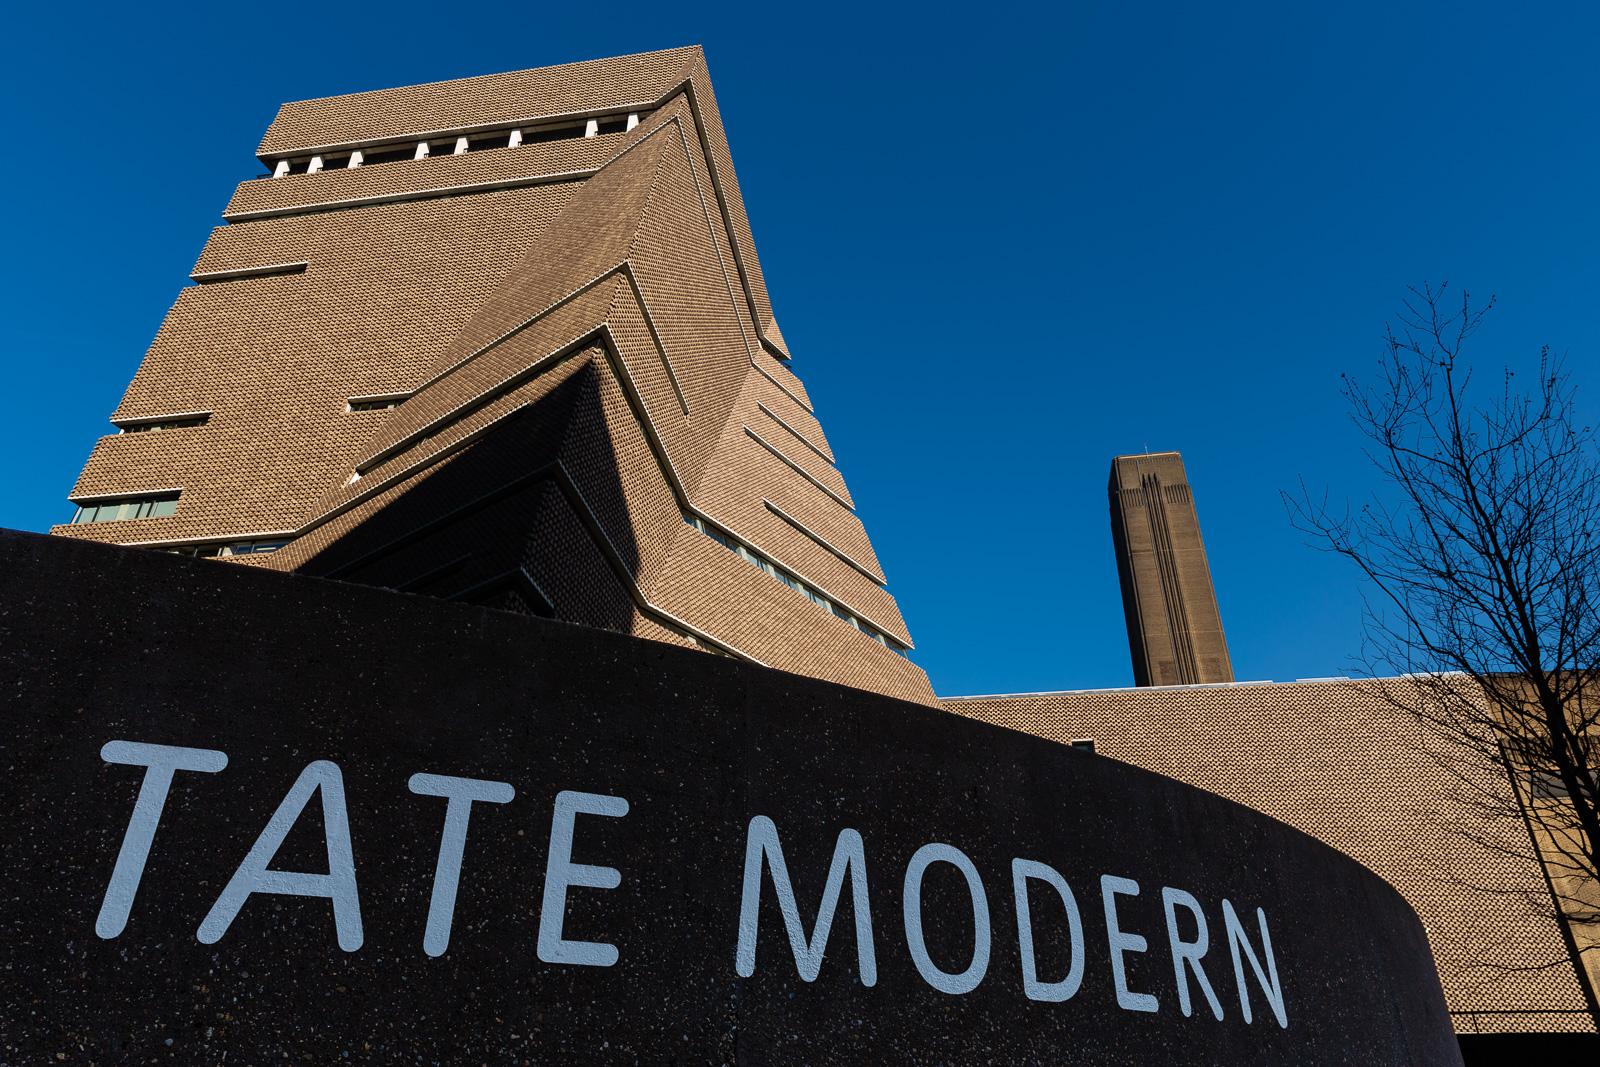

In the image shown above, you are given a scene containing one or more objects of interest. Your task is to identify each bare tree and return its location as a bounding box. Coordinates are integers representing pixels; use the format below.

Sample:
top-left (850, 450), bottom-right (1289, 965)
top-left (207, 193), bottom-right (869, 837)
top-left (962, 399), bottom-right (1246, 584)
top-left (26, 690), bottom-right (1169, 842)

top-left (1287, 283), bottom-right (1600, 977)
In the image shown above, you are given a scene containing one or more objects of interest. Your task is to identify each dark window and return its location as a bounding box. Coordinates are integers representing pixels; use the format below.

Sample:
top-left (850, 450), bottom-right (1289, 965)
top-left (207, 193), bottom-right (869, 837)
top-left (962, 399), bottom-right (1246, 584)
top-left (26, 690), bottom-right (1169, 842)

top-left (1071, 738), bottom-right (1097, 754)
top-left (118, 414), bottom-right (209, 433)
top-left (679, 509), bottom-right (911, 659)
top-left (467, 132), bottom-right (510, 152)
top-left (348, 396), bottom-right (406, 412)
top-left (1530, 768), bottom-right (1568, 802)
top-left (524, 123), bottom-right (585, 145)
top-left (361, 145), bottom-right (414, 166)
top-left (596, 117), bottom-right (628, 135)
top-left (164, 539), bottom-right (282, 557)
top-left (166, 544), bottom-right (223, 559)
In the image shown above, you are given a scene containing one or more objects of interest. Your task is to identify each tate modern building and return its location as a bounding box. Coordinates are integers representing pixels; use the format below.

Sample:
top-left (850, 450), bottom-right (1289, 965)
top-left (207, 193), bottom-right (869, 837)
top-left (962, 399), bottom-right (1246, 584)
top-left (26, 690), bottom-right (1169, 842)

top-left (8, 47), bottom-right (1592, 1063)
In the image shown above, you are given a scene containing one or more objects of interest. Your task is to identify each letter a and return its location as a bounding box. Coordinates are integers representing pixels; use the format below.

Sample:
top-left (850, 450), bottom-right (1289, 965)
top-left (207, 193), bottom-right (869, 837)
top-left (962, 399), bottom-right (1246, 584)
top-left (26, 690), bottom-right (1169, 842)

top-left (197, 760), bottom-right (363, 951)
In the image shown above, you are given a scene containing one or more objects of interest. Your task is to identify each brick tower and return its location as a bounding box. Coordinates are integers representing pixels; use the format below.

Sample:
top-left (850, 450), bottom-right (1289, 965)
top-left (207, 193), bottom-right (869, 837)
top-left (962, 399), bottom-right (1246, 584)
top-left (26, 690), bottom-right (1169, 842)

top-left (54, 47), bottom-right (932, 704)
top-left (1108, 451), bottom-right (1233, 686)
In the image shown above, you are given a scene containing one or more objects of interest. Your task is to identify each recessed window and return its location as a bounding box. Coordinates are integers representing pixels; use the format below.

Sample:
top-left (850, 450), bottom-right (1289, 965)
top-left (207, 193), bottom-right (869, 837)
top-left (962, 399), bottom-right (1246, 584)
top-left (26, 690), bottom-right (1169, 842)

top-left (524, 122), bottom-right (588, 145)
top-left (164, 539), bottom-right (285, 558)
top-left (116, 413), bottom-right (210, 433)
top-left (360, 144), bottom-right (414, 166)
top-left (1529, 768), bottom-right (1568, 802)
top-left (348, 395), bottom-right (407, 412)
top-left (71, 492), bottom-right (180, 524)
top-left (166, 543), bottom-right (224, 558)
top-left (223, 540), bottom-right (286, 556)
top-left (1070, 738), bottom-right (1097, 754)
top-left (682, 511), bottom-right (910, 657)
top-left (265, 112), bottom-right (655, 179)
top-left (466, 131), bottom-right (513, 152)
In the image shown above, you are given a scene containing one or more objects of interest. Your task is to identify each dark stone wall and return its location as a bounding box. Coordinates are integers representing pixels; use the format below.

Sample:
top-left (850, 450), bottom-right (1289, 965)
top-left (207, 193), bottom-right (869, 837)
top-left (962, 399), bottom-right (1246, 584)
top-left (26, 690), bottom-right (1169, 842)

top-left (0, 531), bottom-right (1460, 1064)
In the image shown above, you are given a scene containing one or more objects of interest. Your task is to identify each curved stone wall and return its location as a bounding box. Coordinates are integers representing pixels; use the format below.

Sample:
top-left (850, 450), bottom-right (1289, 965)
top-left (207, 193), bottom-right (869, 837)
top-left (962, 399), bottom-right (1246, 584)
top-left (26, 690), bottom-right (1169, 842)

top-left (0, 531), bottom-right (1460, 1064)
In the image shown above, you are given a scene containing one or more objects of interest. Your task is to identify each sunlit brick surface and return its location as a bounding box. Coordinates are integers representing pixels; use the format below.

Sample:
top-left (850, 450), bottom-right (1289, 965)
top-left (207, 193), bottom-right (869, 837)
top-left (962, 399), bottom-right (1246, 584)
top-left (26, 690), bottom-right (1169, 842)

top-left (54, 48), bottom-right (931, 704)
top-left (945, 678), bottom-right (1597, 1034)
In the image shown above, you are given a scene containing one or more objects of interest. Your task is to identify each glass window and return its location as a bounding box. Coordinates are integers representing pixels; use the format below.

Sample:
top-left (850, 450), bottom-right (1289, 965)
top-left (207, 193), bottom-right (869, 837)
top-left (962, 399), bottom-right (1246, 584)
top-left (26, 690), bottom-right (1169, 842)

top-left (72, 492), bottom-right (180, 525)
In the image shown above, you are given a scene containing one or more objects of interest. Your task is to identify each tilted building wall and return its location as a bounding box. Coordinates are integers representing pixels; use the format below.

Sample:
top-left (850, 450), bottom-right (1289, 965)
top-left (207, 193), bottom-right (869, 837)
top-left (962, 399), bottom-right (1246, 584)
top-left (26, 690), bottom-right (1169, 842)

top-left (52, 48), bottom-right (933, 705)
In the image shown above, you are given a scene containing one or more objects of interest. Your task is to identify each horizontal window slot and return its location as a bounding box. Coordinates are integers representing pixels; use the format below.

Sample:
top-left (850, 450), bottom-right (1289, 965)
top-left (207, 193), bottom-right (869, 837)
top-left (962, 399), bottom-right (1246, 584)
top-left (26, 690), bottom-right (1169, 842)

top-left (71, 491), bottom-right (181, 525)
top-left (192, 262), bottom-right (308, 284)
top-left (359, 145), bottom-right (415, 166)
top-left (524, 122), bottom-right (586, 144)
top-left (347, 393), bottom-right (410, 412)
top-left (115, 412), bottom-right (210, 433)
top-left (162, 538), bottom-right (286, 559)
top-left (261, 109), bottom-right (649, 180)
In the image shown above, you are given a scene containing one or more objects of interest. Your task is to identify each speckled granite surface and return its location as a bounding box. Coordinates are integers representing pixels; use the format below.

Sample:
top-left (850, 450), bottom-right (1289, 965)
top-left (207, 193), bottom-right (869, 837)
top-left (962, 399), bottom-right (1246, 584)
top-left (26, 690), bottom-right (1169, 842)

top-left (0, 530), bottom-right (1460, 1064)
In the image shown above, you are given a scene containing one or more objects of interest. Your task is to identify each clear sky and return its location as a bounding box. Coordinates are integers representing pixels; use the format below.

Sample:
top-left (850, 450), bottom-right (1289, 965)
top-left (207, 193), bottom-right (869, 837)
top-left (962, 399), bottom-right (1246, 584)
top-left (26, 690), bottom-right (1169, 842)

top-left (4, 2), bottom-right (1597, 697)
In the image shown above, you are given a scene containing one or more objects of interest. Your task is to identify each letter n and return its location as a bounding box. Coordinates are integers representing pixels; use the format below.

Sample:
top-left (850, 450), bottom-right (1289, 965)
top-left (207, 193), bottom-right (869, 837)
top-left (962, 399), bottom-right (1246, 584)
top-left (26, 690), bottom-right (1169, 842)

top-left (1222, 899), bottom-right (1288, 1029)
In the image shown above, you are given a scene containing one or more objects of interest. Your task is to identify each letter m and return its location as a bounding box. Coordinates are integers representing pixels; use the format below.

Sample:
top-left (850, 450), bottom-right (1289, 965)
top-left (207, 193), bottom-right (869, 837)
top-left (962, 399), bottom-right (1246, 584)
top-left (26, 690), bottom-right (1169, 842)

top-left (734, 815), bottom-right (876, 986)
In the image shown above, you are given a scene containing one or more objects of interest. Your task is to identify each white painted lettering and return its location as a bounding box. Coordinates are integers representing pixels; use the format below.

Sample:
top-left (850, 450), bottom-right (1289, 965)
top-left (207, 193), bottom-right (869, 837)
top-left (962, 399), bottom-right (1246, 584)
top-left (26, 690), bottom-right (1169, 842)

top-left (197, 760), bottom-right (363, 951)
top-left (1011, 858), bottom-right (1085, 1002)
top-left (903, 842), bottom-right (990, 995)
top-left (95, 740), bottom-right (228, 939)
top-left (1101, 874), bottom-right (1158, 1013)
top-left (537, 790), bottom-right (629, 967)
top-left (1223, 899), bottom-right (1288, 1028)
top-left (734, 815), bottom-right (876, 985)
top-left (1162, 886), bottom-right (1224, 1019)
top-left (408, 772), bottom-right (515, 957)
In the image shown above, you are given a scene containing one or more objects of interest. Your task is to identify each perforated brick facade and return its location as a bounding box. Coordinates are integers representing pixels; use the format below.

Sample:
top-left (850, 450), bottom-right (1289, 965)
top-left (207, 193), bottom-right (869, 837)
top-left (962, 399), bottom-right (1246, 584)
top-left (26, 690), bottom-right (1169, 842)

top-left (945, 679), bottom-right (1599, 1036)
top-left (53, 47), bottom-right (932, 705)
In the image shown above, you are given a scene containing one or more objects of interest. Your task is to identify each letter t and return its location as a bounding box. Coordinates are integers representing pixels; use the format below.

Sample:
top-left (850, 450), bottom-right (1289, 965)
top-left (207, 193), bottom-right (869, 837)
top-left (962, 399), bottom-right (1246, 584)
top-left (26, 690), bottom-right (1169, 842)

top-left (408, 772), bottom-right (515, 957)
top-left (96, 740), bottom-right (228, 939)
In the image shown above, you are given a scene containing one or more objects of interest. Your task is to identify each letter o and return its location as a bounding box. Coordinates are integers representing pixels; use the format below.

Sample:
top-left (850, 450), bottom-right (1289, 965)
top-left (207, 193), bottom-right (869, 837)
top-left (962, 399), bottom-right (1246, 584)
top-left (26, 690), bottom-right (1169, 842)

top-left (902, 842), bottom-right (991, 995)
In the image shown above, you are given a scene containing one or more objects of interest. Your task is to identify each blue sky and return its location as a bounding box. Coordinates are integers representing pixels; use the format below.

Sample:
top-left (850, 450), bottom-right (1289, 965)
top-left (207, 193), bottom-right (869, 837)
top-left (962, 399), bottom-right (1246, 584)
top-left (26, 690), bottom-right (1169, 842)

top-left (4, 2), bottom-right (1597, 697)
